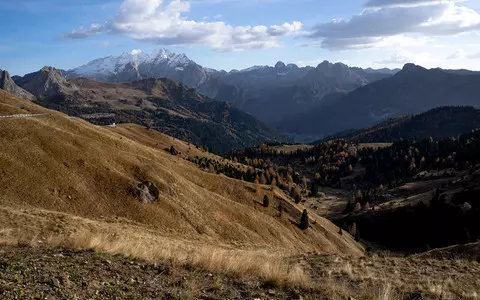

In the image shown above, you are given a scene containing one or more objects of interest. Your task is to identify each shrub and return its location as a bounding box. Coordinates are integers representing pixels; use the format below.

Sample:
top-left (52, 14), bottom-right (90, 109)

top-left (263, 195), bottom-right (270, 208)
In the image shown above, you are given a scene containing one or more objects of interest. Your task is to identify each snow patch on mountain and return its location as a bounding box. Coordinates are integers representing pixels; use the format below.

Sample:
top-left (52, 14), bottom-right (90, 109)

top-left (237, 66), bottom-right (268, 73)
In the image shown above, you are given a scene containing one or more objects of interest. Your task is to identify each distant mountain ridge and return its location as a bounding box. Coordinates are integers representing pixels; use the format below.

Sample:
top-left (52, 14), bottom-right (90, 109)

top-left (10, 66), bottom-right (285, 153)
top-left (65, 49), bottom-right (398, 124)
top-left (279, 63), bottom-right (480, 138)
top-left (321, 106), bottom-right (480, 143)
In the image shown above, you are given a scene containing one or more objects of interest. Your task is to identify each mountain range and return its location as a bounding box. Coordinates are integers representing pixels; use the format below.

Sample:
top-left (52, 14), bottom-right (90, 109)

top-left (66, 49), bottom-right (396, 124)
top-left (279, 63), bottom-right (480, 138)
top-left (5, 49), bottom-right (480, 147)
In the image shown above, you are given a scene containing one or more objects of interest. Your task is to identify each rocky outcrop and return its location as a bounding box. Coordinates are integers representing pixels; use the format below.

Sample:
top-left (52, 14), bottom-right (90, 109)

top-left (0, 70), bottom-right (35, 101)
top-left (132, 181), bottom-right (160, 204)
top-left (14, 66), bottom-right (75, 99)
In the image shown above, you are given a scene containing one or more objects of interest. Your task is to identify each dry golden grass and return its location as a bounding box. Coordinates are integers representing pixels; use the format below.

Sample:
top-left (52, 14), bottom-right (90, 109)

top-left (1, 204), bottom-right (478, 299)
top-left (0, 223), bottom-right (308, 287)
top-left (0, 90), bottom-right (368, 293)
top-left (301, 253), bottom-right (480, 300)
top-left (0, 91), bottom-right (361, 256)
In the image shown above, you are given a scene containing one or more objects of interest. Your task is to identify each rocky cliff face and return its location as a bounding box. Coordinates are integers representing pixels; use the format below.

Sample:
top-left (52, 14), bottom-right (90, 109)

top-left (0, 70), bottom-right (35, 101)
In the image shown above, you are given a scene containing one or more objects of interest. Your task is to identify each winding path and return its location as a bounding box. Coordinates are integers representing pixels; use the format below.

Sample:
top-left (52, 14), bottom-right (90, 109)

top-left (0, 113), bottom-right (49, 119)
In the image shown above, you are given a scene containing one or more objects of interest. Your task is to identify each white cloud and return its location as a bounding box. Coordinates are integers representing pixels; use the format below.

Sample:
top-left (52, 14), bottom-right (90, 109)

top-left (308, 0), bottom-right (480, 50)
top-left (62, 0), bottom-right (303, 51)
top-left (62, 24), bottom-right (103, 39)
top-left (365, 0), bottom-right (456, 8)
top-left (376, 52), bottom-right (413, 64)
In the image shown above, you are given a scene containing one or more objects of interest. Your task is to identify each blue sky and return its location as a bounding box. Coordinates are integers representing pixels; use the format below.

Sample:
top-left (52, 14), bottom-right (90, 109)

top-left (1, 0), bottom-right (480, 75)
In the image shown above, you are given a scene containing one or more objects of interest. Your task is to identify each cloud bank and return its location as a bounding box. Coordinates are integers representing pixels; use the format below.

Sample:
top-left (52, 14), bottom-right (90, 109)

top-left (62, 0), bottom-right (303, 51)
top-left (308, 0), bottom-right (480, 50)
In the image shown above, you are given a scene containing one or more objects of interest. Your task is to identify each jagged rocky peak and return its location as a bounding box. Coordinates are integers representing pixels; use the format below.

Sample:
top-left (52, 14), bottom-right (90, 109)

top-left (286, 63), bottom-right (299, 69)
top-left (316, 60), bottom-right (331, 70)
top-left (275, 61), bottom-right (286, 69)
top-left (0, 69), bottom-right (36, 101)
top-left (316, 60), bottom-right (348, 72)
top-left (40, 66), bottom-right (68, 83)
top-left (151, 48), bottom-right (171, 59)
top-left (15, 66), bottom-right (72, 99)
top-left (41, 66), bottom-right (58, 73)
top-left (402, 63), bottom-right (426, 72)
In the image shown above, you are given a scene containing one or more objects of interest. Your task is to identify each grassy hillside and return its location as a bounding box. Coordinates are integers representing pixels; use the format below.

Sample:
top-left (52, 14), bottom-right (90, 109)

top-left (3, 90), bottom-right (480, 299)
top-left (0, 90), bottom-right (362, 282)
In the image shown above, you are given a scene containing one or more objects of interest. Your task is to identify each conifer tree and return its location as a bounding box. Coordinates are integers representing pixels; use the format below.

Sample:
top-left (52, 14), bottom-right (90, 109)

top-left (300, 209), bottom-right (309, 230)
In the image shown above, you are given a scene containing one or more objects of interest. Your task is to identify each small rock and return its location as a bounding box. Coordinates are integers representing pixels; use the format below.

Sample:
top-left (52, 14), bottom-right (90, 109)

top-left (207, 273), bottom-right (213, 277)
top-left (267, 289), bottom-right (276, 296)
top-left (52, 278), bottom-right (61, 288)
top-left (60, 276), bottom-right (71, 286)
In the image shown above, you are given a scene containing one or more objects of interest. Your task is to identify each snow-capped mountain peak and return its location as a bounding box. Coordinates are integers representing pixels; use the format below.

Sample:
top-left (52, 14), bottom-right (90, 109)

top-left (151, 48), bottom-right (171, 60)
top-left (68, 48), bottom-right (195, 80)
top-left (67, 48), bottom-right (206, 87)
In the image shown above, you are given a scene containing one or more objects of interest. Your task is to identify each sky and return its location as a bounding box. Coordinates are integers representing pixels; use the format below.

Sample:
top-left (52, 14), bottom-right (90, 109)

top-left (1, 0), bottom-right (480, 76)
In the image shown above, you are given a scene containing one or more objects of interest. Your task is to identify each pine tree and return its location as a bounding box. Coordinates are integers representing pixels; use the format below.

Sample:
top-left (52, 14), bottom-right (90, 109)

top-left (300, 209), bottom-right (309, 230)
top-left (263, 195), bottom-right (270, 208)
